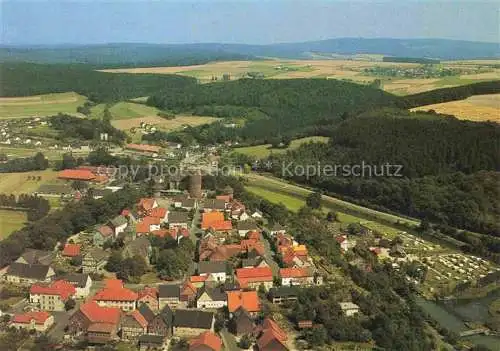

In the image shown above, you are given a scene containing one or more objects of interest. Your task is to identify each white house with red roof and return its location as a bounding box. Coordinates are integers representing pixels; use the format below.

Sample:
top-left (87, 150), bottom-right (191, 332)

top-left (10, 311), bottom-right (54, 332)
top-left (93, 279), bottom-right (138, 311)
top-left (279, 268), bottom-right (315, 287)
top-left (30, 280), bottom-right (76, 311)
top-left (236, 267), bottom-right (274, 291)
top-left (336, 235), bottom-right (350, 252)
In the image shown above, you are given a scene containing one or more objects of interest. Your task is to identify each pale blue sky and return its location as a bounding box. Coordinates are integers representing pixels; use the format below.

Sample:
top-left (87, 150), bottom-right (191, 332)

top-left (1, 1), bottom-right (498, 45)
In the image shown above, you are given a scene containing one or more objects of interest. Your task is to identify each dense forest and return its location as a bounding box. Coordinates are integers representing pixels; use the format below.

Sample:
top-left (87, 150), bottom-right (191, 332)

top-left (0, 63), bottom-right (196, 102)
top-left (261, 110), bottom-right (500, 237)
top-left (148, 78), bottom-right (403, 142)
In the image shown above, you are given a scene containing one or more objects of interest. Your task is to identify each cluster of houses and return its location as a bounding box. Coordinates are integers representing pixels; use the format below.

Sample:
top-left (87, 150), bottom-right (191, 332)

top-left (1, 188), bottom-right (340, 350)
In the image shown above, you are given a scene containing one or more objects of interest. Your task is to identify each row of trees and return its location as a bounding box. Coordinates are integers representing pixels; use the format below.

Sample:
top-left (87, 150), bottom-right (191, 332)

top-left (0, 152), bottom-right (48, 173)
top-left (0, 193), bottom-right (50, 221)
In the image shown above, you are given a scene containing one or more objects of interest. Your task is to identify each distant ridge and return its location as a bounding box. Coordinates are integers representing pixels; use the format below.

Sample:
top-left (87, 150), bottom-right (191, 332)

top-left (0, 38), bottom-right (498, 67)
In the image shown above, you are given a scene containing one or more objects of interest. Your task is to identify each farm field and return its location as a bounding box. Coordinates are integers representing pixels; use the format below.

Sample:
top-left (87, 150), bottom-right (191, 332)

top-left (0, 209), bottom-right (27, 239)
top-left (411, 93), bottom-right (500, 122)
top-left (0, 169), bottom-right (59, 195)
top-left (233, 136), bottom-right (329, 158)
top-left (101, 59), bottom-right (500, 95)
top-left (111, 115), bottom-right (219, 132)
top-left (0, 146), bottom-right (90, 160)
top-left (0, 92), bottom-right (87, 119)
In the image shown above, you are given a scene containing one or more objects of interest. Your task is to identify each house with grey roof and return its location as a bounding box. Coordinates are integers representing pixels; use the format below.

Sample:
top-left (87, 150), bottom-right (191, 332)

top-left (168, 211), bottom-right (189, 229)
top-left (60, 273), bottom-right (92, 298)
top-left (15, 249), bottom-right (54, 266)
top-left (158, 284), bottom-right (181, 309)
top-left (173, 309), bottom-right (214, 337)
top-left (197, 261), bottom-right (228, 282)
top-left (196, 286), bottom-right (227, 309)
top-left (203, 199), bottom-right (227, 212)
top-left (5, 262), bottom-right (55, 285)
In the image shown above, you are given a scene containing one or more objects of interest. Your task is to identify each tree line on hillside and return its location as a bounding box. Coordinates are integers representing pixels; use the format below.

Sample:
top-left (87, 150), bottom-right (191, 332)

top-left (0, 63), bottom-right (197, 103)
top-left (0, 194), bottom-right (50, 221)
top-left (0, 185), bottom-right (142, 268)
top-left (260, 109), bottom-right (500, 237)
top-left (0, 153), bottom-right (48, 173)
top-left (403, 80), bottom-right (500, 108)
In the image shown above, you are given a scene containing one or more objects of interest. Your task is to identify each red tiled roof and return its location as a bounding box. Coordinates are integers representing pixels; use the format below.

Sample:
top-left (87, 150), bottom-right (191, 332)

top-left (247, 231), bottom-right (261, 241)
top-left (136, 222), bottom-right (151, 234)
top-left (79, 301), bottom-right (121, 324)
top-left (138, 286), bottom-right (158, 300)
top-left (189, 331), bottom-right (222, 351)
top-left (58, 169), bottom-right (96, 181)
top-left (257, 318), bottom-right (288, 351)
top-left (94, 279), bottom-right (138, 302)
top-left (150, 207), bottom-right (167, 219)
top-left (30, 280), bottom-right (76, 301)
top-left (62, 244), bottom-right (81, 257)
top-left (142, 216), bottom-right (161, 225)
top-left (227, 290), bottom-right (261, 313)
top-left (12, 311), bottom-right (51, 325)
top-left (336, 235), bottom-right (347, 244)
top-left (129, 309), bottom-right (148, 329)
top-left (190, 275), bottom-right (208, 283)
top-left (240, 240), bottom-right (265, 256)
top-left (279, 268), bottom-right (312, 278)
top-left (236, 267), bottom-right (273, 288)
top-left (126, 144), bottom-right (161, 153)
top-left (216, 195), bottom-right (232, 202)
top-left (202, 212), bottom-right (232, 231)
top-left (97, 225), bottom-right (114, 237)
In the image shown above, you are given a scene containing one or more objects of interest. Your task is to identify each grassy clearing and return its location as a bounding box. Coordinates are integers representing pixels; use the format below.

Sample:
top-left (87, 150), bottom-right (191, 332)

top-left (411, 93), bottom-right (500, 122)
top-left (234, 136), bottom-right (329, 158)
top-left (0, 169), bottom-right (59, 195)
top-left (0, 92), bottom-right (87, 119)
top-left (90, 102), bottom-right (161, 120)
top-left (245, 173), bottom-right (420, 229)
top-left (0, 209), bottom-right (27, 239)
top-left (246, 185), bottom-right (305, 212)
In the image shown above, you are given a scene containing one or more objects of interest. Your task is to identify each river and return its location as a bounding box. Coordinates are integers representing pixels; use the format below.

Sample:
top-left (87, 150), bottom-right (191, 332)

top-left (416, 295), bottom-right (500, 350)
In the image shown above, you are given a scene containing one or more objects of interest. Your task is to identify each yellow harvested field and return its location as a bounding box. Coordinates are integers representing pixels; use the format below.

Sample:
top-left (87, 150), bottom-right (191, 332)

top-left (0, 169), bottom-right (60, 195)
top-left (411, 94), bottom-right (500, 122)
top-left (100, 59), bottom-right (500, 95)
top-left (111, 115), bottom-right (219, 131)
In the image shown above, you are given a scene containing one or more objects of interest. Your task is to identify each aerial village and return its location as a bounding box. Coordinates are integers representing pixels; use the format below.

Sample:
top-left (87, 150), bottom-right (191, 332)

top-left (0, 165), bottom-right (337, 351)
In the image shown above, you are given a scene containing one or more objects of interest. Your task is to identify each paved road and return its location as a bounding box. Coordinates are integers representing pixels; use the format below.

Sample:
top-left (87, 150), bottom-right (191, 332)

top-left (220, 328), bottom-right (239, 351)
top-left (260, 230), bottom-right (280, 277)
